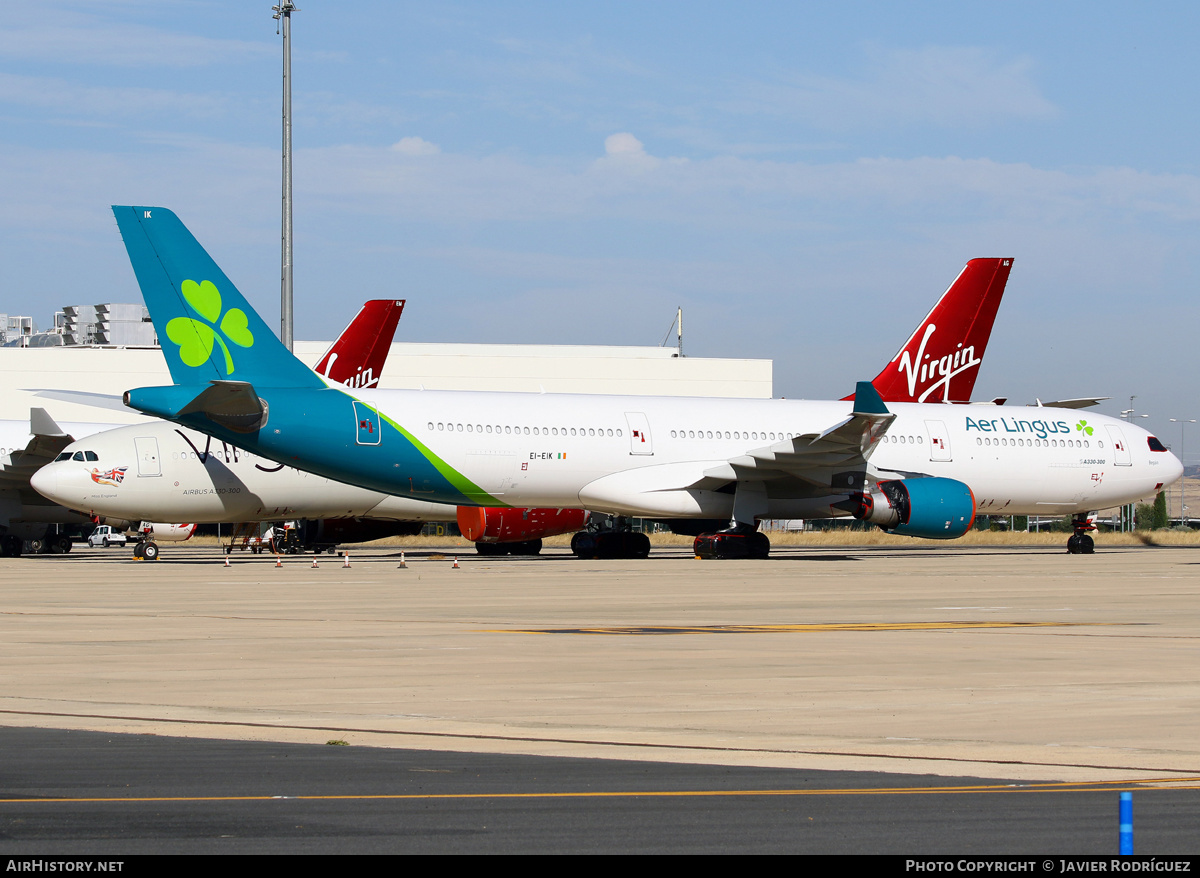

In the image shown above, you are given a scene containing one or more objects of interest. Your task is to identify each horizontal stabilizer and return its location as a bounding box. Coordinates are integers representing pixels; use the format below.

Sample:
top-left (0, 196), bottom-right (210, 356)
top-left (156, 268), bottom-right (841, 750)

top-left (126, 381), bottom-right (268, 434)
top-left (31, 389), bottom-right (131, 414)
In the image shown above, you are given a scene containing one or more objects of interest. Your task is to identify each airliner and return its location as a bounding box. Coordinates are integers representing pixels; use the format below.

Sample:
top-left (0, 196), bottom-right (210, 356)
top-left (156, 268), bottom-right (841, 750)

top-left (65, 207), bottom-right (1190, 558)
top-left (0, 299), bottom-right (410, 556)
top-left (32, 214), bottom-right (1020, 557)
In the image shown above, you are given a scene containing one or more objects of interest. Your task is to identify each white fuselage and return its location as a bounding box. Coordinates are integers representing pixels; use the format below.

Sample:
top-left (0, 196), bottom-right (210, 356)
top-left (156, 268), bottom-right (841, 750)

top-left (32, 392), bottom-right (1180, 527)
top-left (290, 387), bottom-right (1180, 520)
top-left (27, 420), bottom-right (456, 524)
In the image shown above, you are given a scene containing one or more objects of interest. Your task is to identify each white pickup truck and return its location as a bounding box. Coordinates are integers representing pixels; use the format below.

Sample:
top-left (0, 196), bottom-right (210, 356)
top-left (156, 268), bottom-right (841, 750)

top-left (87, 525), bottom-right (127, 548)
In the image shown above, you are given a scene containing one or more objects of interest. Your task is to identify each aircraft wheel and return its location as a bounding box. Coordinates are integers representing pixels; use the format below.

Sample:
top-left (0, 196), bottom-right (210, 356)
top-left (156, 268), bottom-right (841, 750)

top-left (475, 542), bottom-right (505, 556)
top-left (570, 532), bottom-right (595, 558)
top-left (1079, 534), bottom-right (1095, 554)
top-left (132, 543), bottom-right (145, 560)
top-left (632, 532), bottom-right (651, 559)
top-left (28, 538), bottom-right (45, 554)
top-left (1066, 534), bottom-right (1081, 554)
top-left (142, 542), bottom-right (159, 561)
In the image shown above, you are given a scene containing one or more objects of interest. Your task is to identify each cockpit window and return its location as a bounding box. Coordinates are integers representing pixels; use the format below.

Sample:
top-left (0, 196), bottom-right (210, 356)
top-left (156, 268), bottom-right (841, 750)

top-left (72, 451), bottom-right (85, 461)
top-left (54, 452), bottom-right (72, 462)
top-left (84, 451), bottom-right (98, 461)
top-left (1148, 436), bottom-right (1168, 452)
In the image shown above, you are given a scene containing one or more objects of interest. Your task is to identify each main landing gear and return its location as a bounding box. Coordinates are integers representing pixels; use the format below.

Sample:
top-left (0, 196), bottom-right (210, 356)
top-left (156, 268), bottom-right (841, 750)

top-left (693, 524), bottom-right (771, 560)
top-left (571, 516), bottom-right (651, 559)
top-left (1067, 513), bottom-right (1095, 555)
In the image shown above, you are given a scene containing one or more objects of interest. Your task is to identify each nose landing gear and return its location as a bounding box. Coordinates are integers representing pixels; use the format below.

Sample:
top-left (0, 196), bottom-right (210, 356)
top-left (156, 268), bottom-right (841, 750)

top-left (1067, 513), bottom-right (1096, 554)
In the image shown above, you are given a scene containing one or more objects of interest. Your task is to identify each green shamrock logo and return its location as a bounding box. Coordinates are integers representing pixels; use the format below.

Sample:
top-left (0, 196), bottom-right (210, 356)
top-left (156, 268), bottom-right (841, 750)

top-left (1076, 419), bottom-right (1094, 436)
top-left (165, 279), bottom-right (254, 374)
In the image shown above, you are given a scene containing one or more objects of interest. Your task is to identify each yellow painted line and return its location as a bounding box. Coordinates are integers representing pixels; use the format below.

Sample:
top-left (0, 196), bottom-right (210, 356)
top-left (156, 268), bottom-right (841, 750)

top-left (487, 621), bottom-right (1114, 636)
top-left (3, 776), bottom-right (1199, 805)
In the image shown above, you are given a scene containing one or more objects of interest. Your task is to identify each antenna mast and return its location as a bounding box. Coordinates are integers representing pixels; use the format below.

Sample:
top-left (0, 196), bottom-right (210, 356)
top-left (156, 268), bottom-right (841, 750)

top-left (273, 2), bottom-right (298, 352)
top-left (660, 307), bottom-right (684, 357)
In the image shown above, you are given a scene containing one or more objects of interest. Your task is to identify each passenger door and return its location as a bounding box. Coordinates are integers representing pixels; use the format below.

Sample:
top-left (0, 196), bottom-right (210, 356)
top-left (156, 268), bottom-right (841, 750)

top-left (925, 420), bottom-right (952, 461)
top-left (134, 437), bottom-right (161, 477)
top-left (624, 413), bottom-right (653, 455)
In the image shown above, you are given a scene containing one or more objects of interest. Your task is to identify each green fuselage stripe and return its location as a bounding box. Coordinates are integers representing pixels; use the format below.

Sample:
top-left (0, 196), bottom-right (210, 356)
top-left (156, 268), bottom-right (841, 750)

top-left (345, 391), bottom-right (508, 507)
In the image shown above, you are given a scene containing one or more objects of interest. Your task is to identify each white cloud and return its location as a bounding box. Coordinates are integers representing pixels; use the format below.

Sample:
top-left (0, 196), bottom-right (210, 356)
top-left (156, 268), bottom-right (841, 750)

top-left (0, 18), bottom-right (274, 69)
top-left (604, 132), bottom-right (645, 157)
top-left (727, 46), bottom-right (1057, 130)
top-left (390, 136), bottom-right (441, 156)
top-left (0, 73), bottom-right (232, 120)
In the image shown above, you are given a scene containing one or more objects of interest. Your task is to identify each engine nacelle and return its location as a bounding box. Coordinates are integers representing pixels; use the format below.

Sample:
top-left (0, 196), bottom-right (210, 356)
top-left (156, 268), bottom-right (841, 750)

top-left (457, 507), bottom-right (589, 543)
top-left (137, 522), bottom-right (197, 542)
top-left (851, 477), bottom-right (975, 540)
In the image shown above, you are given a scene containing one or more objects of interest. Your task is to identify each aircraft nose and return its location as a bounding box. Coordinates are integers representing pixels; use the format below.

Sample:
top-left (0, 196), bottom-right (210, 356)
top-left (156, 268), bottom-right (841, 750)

top-left (1169, 450), bottom-right (1185, 486)
top-left (29, 464), bottom-right (58, 502)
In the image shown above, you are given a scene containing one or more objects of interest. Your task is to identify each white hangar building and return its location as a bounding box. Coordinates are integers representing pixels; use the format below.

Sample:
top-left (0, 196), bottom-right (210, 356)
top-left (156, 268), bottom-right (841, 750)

top-left (0, 342), bottom-right (773, 428)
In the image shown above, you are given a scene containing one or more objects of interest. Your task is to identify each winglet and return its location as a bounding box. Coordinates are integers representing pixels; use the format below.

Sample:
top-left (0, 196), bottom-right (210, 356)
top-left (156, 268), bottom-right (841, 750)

top-left (852, 380), bottom-right (890, 417)
top-left (29, 408), bottom-right (67, 438)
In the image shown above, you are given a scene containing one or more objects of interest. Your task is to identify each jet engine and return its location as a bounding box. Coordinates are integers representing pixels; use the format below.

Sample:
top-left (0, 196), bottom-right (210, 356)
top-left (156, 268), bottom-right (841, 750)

top-left (850, 477), bottom-right (975, 539)
top-left (457, 506), bottom-right (589, 555)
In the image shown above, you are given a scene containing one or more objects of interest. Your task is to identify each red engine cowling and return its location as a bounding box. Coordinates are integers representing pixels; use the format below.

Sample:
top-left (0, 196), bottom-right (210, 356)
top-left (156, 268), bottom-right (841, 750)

top-left (457, 507), bottom-right (589, 543)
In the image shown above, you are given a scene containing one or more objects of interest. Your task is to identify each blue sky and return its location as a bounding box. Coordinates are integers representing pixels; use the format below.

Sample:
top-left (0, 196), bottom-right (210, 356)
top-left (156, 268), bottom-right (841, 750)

top-left (3, 1), bottom-right (1199, 457)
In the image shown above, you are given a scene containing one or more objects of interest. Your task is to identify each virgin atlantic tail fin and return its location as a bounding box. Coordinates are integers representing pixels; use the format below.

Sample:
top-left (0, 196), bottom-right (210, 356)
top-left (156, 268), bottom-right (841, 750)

top-left (847, 258), bottom-right (1012, 404)
top-left (314, 300), bottom-right (405, 390)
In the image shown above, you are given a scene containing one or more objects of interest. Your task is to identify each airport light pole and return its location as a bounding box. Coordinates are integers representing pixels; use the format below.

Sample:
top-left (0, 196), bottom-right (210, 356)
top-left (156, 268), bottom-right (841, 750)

top-left (273, 2), bottom-right (298, 352)
top-left (1170, 418), bottom-right (1195, 528)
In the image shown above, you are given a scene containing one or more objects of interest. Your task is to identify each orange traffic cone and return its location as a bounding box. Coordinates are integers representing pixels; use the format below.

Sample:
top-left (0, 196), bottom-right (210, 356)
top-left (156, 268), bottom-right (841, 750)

top-left (398, 552), bottom-right (407, 569)
top-left (275, 555), bottom-right (283, 568)
top-left (224, 554), bottom-right (231, 567)
top-left (311, 557), bottom-right (319, 568)
top-left (342, 553), bottom-right (351, 569)
top-left (452, 557), bottom-right (460, 569)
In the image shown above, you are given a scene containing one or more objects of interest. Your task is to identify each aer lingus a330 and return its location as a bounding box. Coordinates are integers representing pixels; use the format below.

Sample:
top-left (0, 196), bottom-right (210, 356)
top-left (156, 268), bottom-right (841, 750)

top-left (111, 206), bottom-right (1181, 558)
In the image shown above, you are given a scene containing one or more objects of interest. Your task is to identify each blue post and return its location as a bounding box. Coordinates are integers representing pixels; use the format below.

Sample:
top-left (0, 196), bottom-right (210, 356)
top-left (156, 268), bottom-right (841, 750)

top-left (1119, 791), bottom-right (1133, 855)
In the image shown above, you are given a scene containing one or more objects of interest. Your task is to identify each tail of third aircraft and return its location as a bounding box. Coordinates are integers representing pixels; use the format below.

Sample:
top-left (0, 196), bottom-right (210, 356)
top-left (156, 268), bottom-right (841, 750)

top-left (869, 257), bottom-right (1012, 404)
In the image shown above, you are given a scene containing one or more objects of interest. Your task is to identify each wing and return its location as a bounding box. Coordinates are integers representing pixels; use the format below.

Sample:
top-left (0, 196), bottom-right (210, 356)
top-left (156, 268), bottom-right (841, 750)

top-left (696, 381), bottom-right (896, 489)
top-left (0, 409), bottom-right (76, 527)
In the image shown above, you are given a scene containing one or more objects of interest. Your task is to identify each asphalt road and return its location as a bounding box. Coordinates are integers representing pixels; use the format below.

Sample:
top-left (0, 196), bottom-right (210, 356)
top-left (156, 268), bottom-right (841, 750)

top-left (2, 727), bottom-right (1198, 855)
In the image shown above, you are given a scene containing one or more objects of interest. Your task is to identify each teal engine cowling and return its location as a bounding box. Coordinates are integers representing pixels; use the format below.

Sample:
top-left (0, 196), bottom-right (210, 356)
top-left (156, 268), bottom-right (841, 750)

top-left (851, 477), bottom-right (976, 539)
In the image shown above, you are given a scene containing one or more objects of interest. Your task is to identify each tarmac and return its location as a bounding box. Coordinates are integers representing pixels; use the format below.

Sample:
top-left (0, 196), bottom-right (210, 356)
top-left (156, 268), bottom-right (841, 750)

top-left (2, 543), bottom-right (1198, 784)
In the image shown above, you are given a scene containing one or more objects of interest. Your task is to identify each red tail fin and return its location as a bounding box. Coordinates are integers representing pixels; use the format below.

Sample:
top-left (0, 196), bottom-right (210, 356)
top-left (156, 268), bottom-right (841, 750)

top-left (313, 300), bottom-right (405, 390)
top-left (869, 258), bottom-right (1012, 403)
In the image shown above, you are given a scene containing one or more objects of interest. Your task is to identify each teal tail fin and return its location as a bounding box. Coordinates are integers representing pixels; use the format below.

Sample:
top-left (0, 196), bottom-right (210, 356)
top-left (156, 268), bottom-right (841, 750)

top-left (112, 206), bottom-right (323, 389)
